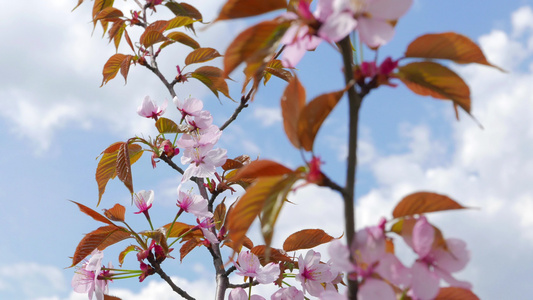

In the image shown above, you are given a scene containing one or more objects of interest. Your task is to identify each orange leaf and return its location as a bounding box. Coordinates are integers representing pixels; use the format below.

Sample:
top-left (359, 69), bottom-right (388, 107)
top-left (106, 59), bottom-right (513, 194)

top-left (92, 0), bottom-right (114, 23)
top-left (118, 245), bottom-right (137, 267)
top-left (215, 0), bottom-right (287, 21)
top-left (116, 143), bottom-right (133, 198)
top-left (264, 59), bottom-right (292, 84)
top-left (104, 295), bottom-right (122, 300)
top-left (222, 158), bottom-right (245, 171)
top-left (163, 222), bottom-right (197, 238)
top-left (96, 142), bottom-right (124, 205)
top-left (165, 2), bottom-right (202, 20)
top-left (405, 32), bottom-right (504, 71)
top-left (180, 238), bottom-right (202, 262)
top-left (297, 89), bottom-right (345, 151)
top-left (214, 201), bottom-right (227, 230)
top-left (185, 48), bottom-right (222, 65)
top-left (71, 225), bottom-right (130, 267)
top-left (251, 245), bottom-right (292, 264)
top-left (139, 20), bottom-right (169, 48)
top-left (281, 76), bottom-right (306, 149)
top-left (70, 200), bottom-right (115, 226)
top-left (226, 176), bottom-right (285, 248)
top-left (103, 203), bottom-right (126, 222)
top-left (100, 54), bottom-right (127, 86)
top-left (392, 191), bottom-right (467, 218)
top-left (435, 287), bottom-right (480, 300)
top-left (119, 55), bottom-right (133, 84)
top-left (191, 66), bottom-right (231, 99)
top-left (163, 31), bottom-right (200, 50)
top-left (94, 7), bottom-right (123, 21)
top-left (108, 19), bottom-right (126, 51)
top-left (166, 16), bottom-right (196, 30)
top-left (224, 19), bottom-right (290, 77)
top-left (395, 61), bottom-right (471, 114)
top-left (229, 160), bottom-right (293, 182)
top-left (283, 229), bottom-right (335, 252)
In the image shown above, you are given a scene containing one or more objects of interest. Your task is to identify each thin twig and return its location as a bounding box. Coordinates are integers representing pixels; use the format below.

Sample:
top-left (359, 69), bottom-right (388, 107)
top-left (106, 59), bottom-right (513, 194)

top-left (159, 154), bottom-right (184, 174)
top-left (143, 64), bottom-right (177, 98)
top-left (220, 90), bottom-right (252, 131)
top-left (228, 280), bottom-right (260, 289)
top-left (147, 256), bottom-right (195, 300)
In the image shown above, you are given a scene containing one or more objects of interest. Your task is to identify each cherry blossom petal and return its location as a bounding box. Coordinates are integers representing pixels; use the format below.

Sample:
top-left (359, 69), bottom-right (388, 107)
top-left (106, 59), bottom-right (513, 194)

top-left (229, 288), bottom-right (248, 300)
top-left (354, 224), bottom-right (386, 265)
top-left (358, 278), bottom-right (396, 300)
top-left (412, 216), bottom-right (435, 258)
top-left (357, 17), bottom-right (395, 48)
top-left (434, 267), bottom-right (473, 290)
top-left (256, 262), bottom-right (280, 284)
top-left (319, 290), bottom-right (347, 300)
top-left (366, 0), bottom-right (413, 20)
top-left (272, 286), bottom-right (305, 300)
top-left (433, 238), bottom-right (470, 273)
top-left (328, 240), bottom-right (356, 273)
top-left (410, 261), bottom-right (440, 300)
top-left (375, 253), bottom-right (411, 287)
top-left (318, 11), bottom-right (357, 42)
top-left (235, 251), bottom-right (262, 278)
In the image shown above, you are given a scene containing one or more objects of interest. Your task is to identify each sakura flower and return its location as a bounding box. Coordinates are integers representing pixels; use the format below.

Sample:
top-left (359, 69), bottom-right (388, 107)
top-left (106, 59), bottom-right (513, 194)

top-left (174, 96), bottom-right (204, 120)
top-left (295, 250), bottom-right (336, 296)
top-left (137, 96), bottom-right (167, 120)
top-left (72, 250), bottom-right (110, 300)
top-left (408, 216), bottom-right (472, 300)
top-left (271, 286), bottom-right (305, 300)
top-left (176, 125), bottom-right (222, 151)
top-left (196, 217), bottom-right (219, 244)
top-left (229, 288), bottom-right (266, 300)
top-left (234, 251), bottom-right (280, 284)
top-left (176, 189), bottom-right (213, 218)
top-left (181, 147), bottom-right (227, 182)
top-left (351, 0), bottom-right (413, 48)
top-left (133, 190), bottom-right (154, 215)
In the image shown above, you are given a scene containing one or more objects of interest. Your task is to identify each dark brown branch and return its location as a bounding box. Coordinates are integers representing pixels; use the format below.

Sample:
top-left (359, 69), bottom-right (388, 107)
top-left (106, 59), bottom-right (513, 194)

top-left (338, 36), bottom-right (363, 299)
top-left (147, 256), bottom-right (195, 300)
top-left (143, 64), bottom-right (177, 98)
top-left (220, 91), bottom-right (251, 131)
top-left (159, 154), bottom-right (184, 174)
top-left (228, 280), bottom-right (260, 289)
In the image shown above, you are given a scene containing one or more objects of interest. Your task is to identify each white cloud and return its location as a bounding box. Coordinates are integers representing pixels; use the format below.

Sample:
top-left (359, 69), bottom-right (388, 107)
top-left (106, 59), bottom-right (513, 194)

top-left (512, 6), bottom-right (533, 37)
top-left (252, 106), bottom-right (282, 127)
top-left (0, 262), bottom-right (66, 299)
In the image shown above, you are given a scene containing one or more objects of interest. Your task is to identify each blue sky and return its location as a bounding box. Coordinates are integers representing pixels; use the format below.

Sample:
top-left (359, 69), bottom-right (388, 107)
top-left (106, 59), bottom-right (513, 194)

top-left (1, 0), bottom-right (533, 299)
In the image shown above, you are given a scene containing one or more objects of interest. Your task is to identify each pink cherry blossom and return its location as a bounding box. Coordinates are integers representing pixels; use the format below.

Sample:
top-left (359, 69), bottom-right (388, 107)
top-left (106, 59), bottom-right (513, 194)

top-left (72, 250), bottom-right (110, 300)
top-left (229, 288), bottom-right (266, 300)
top-left (271, 286), bottom-right (305, 300)
top-left (176, 189), bottom-right (213, 218)
top-left (295, 250), bottom-right (336, 296)
top-left (408, 216), bottom-right (472, 300)
top-left (137, 96), bottom-right (167, 120)
top-left (196, 217), bottom-right (219, 244)
top-left (351, 0), bottom-right (413, 48)
top-left (181, 147), bottom-right (228, 182)
top-left (234, 251), bottom-right (280, 284)
top-left (173, 96), bottom-right (204, 120)
top-left (133, 190), bottom-right (154, 214)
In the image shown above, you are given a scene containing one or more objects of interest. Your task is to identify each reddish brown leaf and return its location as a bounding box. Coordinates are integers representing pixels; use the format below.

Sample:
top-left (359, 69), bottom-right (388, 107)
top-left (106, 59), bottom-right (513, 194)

top-left (215, 0), bottom-right (287, 21)
top-left (165, 2), bottom-right (203, 20)
top-left (139, 21), bottom-right (169, 48)
top-left (92, 0), bottom-right (114, 22)
top-left (283, 229), bottom-right (335, 252)
top-left (226, 176), bottom-right (285, 248)
top-left (180, 238), bottom-right (202, 262)
top-left (124, 29), bottom-right (134, 52)
top-left (222, 158), bottom-right (245, 171)
top-left (405, 32), bottom-right (504, 71)
top-left (435, 287), bottom-right (480, 300)
top-left (116, 143), bottom-right (133, 197)
top-left (395, 61), bottom-right (471, 114)
top-left (264, 59), bottom-right (292, 84)
top-left (392, 192), bottom-right (467, 218)
top-left (104, 295), bottom-right (122, 300)
top-left (118, 245), bottom-right (137, 267)
top-left (72, 0), bottom-right (84, 11)
top-left (191, 66), bottom-right (231, 99)
top-left (223, 235), bottom-right (254, 252)
top-left (71, 225), bottom-right (130, 267)
top-left (155, 117), bottom-right (181, 134)
top-left (103, 203), bottom-right (126, 222)
top-left (163, 222), bottom-right (197, 238)
top-left (119, 55), bottom-right (133, 84)
top-left (229, 160), bottom-right (293, 182)
top-left (224, 19), bottom-right (290, 77)
top-left (214, 201), bottom-right (227, 230)
top-left (108, 19), bottom-right (126, 51)
top-left (70, 200), bottom-right (115, 226)
top-left (162, 32), bottom-right (200, 50)
top-left (100, 54), bottom-right (127, 86)
top-left (261, 173), bottom-right (299, 248)
top-left (94, 7), bottom-right (123, 21)
top-left (251, 245), bottom-right (292, 264)
top-left (297, 89), bottom-right (346, 151)
top-left (281, 76), bottom-right (306, 149)
top-left (166, 16), bottom-right (196, 30)
top-left (185, 48), bottom-right (222, 65)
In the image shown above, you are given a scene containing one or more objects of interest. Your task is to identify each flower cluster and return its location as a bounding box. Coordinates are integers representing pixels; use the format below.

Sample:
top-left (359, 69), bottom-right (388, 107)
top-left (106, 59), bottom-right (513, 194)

top-left (72, 250), bottom-right (112, 300)
top-left (281, 0), bottom-right (413, 67)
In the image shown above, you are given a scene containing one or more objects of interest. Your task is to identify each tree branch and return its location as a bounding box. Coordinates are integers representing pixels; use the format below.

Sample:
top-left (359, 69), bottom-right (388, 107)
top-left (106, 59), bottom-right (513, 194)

top-left (220, 91), bottom-right (251, 131)
top-left (338, 36), bottom-right (363, 299)
top-left (159, 153), bottom-right (185, 174)
top-left (147, 256), bottom-right (195, 300)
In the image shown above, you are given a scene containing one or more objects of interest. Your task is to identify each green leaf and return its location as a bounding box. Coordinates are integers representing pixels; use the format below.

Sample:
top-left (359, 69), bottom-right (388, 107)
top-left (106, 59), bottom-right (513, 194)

top-left (395, 61), bottom-right (471, 114)
top-left (166, 16), bottom-right (196, 31)
top-left (155, 117), bottom-right (181, 134)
